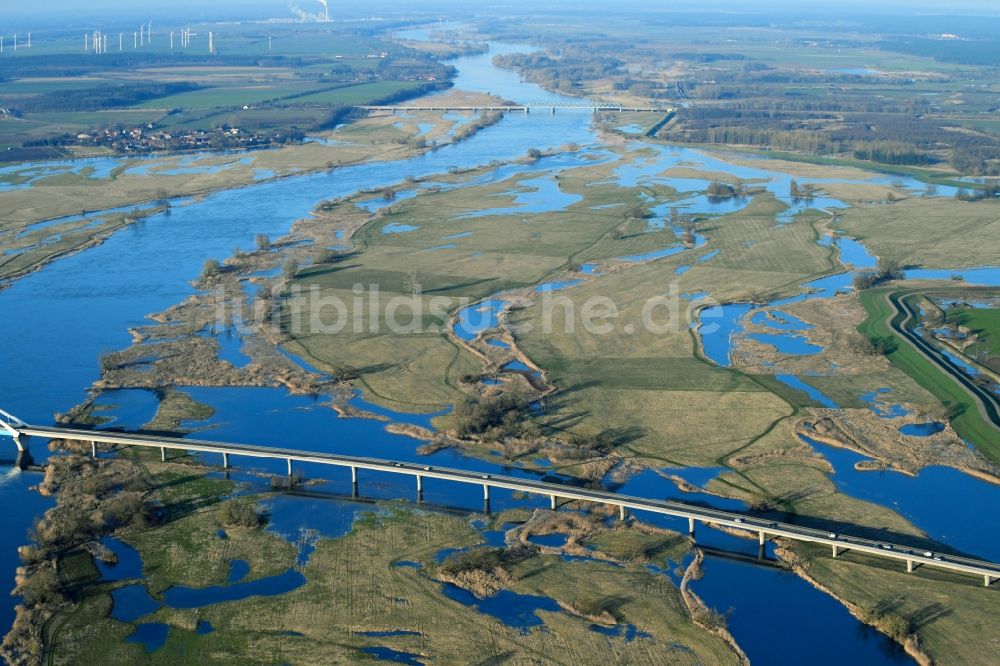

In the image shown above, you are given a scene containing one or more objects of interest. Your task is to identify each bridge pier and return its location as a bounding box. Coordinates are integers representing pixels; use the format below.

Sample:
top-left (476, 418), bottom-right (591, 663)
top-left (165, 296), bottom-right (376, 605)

top-left (91, 440), bottom-right (97, 458)
top-left (222, 452), bottom-right (229, 469)
top-left (758, 531), bottom-right (766, 546)
top-left (351, 466), bottom-right (357, 484)
top-left (160, 446), bottom-right (166, 462)
top-left (15, 450), bottom-right (32, 471)
top-left (986, 575), bottom-right (994, 588)
top-left (619, 505), bottom-right (626, 521)
top-left (416, 475), bottom-right (423, 494)
top-left (550, 494), bottom-right (557, 510)
top-left (688, 517), bottom-right (696, 536)
top-left (907, 559), bottom-right (914, 573)
top-left (550, 107), bottom-right (555, 115)
top-left (286, 458), bottom-right (293, 477)
top-left (832, 544), bottom-right (840, 558)
top-left (12, 434), bottom-right (25, 453)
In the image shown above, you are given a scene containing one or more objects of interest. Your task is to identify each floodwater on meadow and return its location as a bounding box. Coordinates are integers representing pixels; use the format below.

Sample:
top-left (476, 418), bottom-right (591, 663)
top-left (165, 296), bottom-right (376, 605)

top-left (604, 466), bottom-right (745, 512)
top-left (618, 245), bottom-right (688, 263)
top-left (750, 310), bottom-right (812, 331)
top-left (440, 583), bottom-right (563, 633)
top-left (774, 375), bottom-right (840, 408)
top-left (905, 266), bottom-right (1000, 286)
top-left (381, 222), bottom-right (420, 234)
top-left (453, 298), bottom-right (506, 341)
top-left (164, 569), bottom-right (307, 608)
top-left (525, 533), bottom-right (569, 548)
top-left (899, 422), bottom-right (945, 437)
top-left (534, 278), bottom-right (584, 293)
top-left (360, 646), bottom-right (425, 665)
top-left (748, 331), bottom-right (824, 356)
top-left (88, 389), bottom-right (162, 429)
top-left (228, 559), bottom-right (250, 583)
top-left (834, 236), bottom-right (878, 269)
top-left (12, 202), bottom-right (154, 241)
top-left (800, 435), bottom-right (1000, 562)
top-left (0, 155), bottom-right (125, 190)
top-left (126, 622), bottom-right (171, 652)
top-left (501, 360), bottom-right (541, 378)
top-left (691, 556), bottom-right (912, 666)
top-left (454, 175), bottom-right (583, 218)
top-left (696, 265), bottom-right (856, 368)
top-left (611, 141), bottom-right (955, 226)
top-left (861, 387), bottom-right (912, 419)
top-left (87, 496), bottom-right (390, 653)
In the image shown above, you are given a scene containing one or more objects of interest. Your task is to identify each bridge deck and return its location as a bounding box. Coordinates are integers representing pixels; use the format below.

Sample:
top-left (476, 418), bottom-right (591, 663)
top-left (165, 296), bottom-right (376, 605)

top-left (9, 423), bottom-right (1000, 586)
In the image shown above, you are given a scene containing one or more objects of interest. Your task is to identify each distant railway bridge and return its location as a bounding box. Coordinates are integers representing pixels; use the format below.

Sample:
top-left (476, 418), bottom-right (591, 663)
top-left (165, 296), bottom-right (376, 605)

top-left (355, 103), bottom-right (673, 114)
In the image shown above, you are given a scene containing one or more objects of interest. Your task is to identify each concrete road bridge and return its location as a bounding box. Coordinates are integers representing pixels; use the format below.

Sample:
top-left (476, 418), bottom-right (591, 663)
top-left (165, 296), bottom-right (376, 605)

top-left (2, 414), bottom-right (998, 588)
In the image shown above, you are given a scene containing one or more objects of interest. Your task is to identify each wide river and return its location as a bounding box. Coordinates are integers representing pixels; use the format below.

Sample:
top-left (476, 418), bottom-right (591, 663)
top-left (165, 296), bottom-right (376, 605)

top-left (1, 24), bottom-right (994, 662)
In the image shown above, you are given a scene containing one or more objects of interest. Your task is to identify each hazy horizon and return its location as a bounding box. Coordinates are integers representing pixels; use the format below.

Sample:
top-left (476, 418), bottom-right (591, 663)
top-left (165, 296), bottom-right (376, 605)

top-left (3, 0), bottom-right (1000, 25)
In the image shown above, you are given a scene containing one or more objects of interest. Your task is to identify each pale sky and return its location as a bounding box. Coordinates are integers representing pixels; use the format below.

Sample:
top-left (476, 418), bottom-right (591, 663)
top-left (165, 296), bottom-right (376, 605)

top-left (4, 0), bottom-right (1000, 27)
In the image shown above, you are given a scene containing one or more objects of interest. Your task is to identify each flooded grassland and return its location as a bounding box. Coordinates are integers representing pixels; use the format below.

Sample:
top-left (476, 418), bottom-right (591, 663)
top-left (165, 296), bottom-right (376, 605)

top-left (2, 27), bottom-right (1000, 666)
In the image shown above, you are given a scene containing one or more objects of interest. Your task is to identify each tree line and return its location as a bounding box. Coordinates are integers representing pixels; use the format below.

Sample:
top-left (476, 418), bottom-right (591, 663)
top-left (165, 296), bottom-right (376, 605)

top-left (6, 82), bottom-right (199, 114)
top-left (667, 107), bottom-right (1000, 174)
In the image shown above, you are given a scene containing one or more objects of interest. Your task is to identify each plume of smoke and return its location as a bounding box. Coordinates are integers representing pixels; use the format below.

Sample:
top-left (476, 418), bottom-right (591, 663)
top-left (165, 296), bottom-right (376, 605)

top-left (289, 1), bottom-right (329, 21)
top-left (289, 3), bottom-right (315, 21)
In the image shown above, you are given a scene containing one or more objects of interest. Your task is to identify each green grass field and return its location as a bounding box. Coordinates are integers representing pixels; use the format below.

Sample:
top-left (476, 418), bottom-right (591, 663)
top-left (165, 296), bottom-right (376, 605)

top-left (134, 82), bottom-right (334, 109)
top-left (946, 306), bottom-right (1000, 359)
top-left (291, 81), bottom-right (433, 106)
top-left (837, 197), bottom-right (1000, 269)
